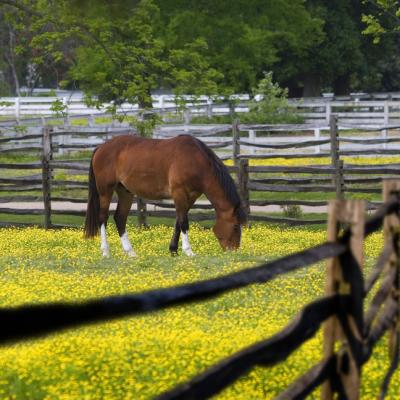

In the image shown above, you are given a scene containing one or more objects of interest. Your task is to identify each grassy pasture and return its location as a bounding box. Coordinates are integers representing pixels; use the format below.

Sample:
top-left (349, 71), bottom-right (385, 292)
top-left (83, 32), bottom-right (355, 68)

top-left (0, 224), bottom-right (398, 399)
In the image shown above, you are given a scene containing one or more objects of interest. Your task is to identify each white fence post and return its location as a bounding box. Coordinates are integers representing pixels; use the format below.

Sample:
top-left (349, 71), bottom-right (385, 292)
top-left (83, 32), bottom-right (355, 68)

top-left (249, 129), bottom-right (256, 155)
top-left (383, 101), bottom-right (389, 150)
top-left (207, 98), bottom-right (213, 119)
top-left (184, 109), bottom-right (191, 132)
top-left (325, 102), bottom-right (331, 125)
top-left (88, 114), bottom-right (95, 127)
top-left (158, 95), bottom-right (165, 112)
top-left (14, 97), bottom-right (20, 121)
top-left (314, 128), bottom-right (321, 154)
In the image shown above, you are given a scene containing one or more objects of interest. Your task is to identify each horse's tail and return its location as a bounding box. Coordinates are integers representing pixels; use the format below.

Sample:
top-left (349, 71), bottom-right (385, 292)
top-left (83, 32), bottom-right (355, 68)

top-left (84, 148), bottom-right (100, 238)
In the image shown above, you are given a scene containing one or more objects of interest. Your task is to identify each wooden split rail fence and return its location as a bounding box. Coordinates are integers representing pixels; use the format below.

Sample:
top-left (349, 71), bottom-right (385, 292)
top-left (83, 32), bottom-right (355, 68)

top-left (1, 119), bottom-right (400, 227)
top-left (1, 180), bottom-right (400, 399)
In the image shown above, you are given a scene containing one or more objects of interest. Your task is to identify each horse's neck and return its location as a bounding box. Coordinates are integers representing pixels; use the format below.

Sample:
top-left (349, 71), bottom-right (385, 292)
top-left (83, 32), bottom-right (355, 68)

top-left (203, 179), bottom-right (235, 221)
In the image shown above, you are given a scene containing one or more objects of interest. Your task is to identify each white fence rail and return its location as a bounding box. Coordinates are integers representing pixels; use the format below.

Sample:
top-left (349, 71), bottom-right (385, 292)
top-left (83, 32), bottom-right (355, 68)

top-left (2, 94), bottom-right (400, 127)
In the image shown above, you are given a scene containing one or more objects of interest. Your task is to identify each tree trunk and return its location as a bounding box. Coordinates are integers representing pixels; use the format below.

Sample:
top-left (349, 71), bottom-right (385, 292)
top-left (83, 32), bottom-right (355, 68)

top-left (333, 75), bottom-right (351, 96)
top-left (138, 90), bottom-right (154, 137)
top-left (302, 73), bottom-right (321, 97)
top-left (5, 23), bottom-right (20, 96)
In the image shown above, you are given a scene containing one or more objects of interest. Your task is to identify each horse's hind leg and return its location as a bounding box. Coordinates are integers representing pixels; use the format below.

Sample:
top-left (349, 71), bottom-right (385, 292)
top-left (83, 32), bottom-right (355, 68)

top-left (99, 186), bottom-right (113, 257)
top-left (169, 219), bottom-right (180, 255)
top-left (114, 184), bottom-right (136, 257)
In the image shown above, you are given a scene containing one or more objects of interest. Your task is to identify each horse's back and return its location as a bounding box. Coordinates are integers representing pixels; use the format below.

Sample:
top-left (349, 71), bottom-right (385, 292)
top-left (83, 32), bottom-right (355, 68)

top-left (92, 135), bottom-right (210, 199)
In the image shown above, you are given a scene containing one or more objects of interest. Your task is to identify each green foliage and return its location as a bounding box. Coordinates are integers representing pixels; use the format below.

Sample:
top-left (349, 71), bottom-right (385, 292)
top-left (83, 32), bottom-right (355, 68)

top-left (13, 125), bottom-right (28, 134)
top-left (65, 0), bottom-right (165, 109)
top-left (119, 112), bottom-right (162, 138)
top-left (362, 0), bottom-right (400, 43)
top-left (2, 0), bottom-right (400, 102)
top-left (160, 0), bottom-right (323, 93)
top-left (49, 99), bottom-right (67, 117)
top-left (241, 72), bottom-right (302, 124)
top-left (281, 205), bottom-right (303, 219)
top-left (168, 38), bottom-right (223, 106)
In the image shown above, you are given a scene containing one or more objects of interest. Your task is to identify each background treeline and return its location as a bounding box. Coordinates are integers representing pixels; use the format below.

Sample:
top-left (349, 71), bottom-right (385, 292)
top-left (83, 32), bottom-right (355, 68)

top-left (0, 0), bottom-right (399, 101)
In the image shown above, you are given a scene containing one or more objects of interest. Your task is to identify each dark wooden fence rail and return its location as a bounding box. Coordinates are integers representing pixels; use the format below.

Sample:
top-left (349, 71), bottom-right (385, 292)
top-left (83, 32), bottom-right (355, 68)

top-left (1, 119), bottom-right (400, 226)
top-left (0, 181), bottom-right (399, 399)
top-left (234, 117), bottom-right (400, 225)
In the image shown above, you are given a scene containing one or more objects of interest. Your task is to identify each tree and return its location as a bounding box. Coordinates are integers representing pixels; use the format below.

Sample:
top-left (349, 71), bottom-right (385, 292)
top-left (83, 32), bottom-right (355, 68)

top-left (360, 0), bottom-right (400, 92)
top-left (0, 0), bottom-right (224, 134)
top-left (362, 0), bottom-right (400, 43)
top-left (242, 71), bottom-right (302, 123)
top-left (0, 1), bottom-right (73, 96)
top-left (0, 7), bottom-right (23, 95)
top-left (279, 0), bottom-right (366, 96)
top-left (158, 0), bottom-right (323, 94)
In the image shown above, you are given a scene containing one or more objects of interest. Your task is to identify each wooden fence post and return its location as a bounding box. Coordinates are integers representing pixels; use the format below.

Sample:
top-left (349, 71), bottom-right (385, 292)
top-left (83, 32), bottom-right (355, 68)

top-left (88, 114), bottom-right (95, 127)
top-left (137, 197), bottom-right (147, 227)
top-left (322, 199), bottom-right (365, 400)
top-left (206, 98), bottom-right (213, 119)
top-left (238, 159), bottom-right (250, 219)
top-left (232, 119), bottom-right (240, 167)
top-left (248, 129), bottom-right (256, 155)
top-left (15, 97), bottom-right (20, 122)
top-left (314, 127), bottom-right (321, 154)
top-left (383, 101), bottom-right (389, 150)
top-left (325, 102), bottom-right (331, 125)
top-left (184, 109), bottom-right (191, 132)
top-left (42, 125), bottom-right (53, 229)
top-left (229, 100), bottom-right (235, 120)
top-left (330, 115), bottom-right (344, 199)
top-left (382, 179), bottom-right (400, 394)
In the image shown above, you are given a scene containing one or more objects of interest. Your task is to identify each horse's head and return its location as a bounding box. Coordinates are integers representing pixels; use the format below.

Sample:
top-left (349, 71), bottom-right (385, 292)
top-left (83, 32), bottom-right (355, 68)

top-left (213, 208), bottom-right (246, 250)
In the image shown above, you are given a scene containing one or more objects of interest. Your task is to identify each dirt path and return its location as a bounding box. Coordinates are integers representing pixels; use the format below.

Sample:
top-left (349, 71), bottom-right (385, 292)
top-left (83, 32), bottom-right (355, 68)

top-left (1, 201), bottom-right (328, 214)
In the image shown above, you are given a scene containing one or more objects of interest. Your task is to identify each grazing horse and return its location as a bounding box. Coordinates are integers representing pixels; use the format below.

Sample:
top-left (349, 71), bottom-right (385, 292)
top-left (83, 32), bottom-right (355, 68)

top-left (84, 134), bottom-right (246, 257)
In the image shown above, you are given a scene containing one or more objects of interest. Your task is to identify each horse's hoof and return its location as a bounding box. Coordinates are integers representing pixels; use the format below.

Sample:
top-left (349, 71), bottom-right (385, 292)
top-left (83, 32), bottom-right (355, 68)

top-left (126, 250), bottom-right (137, 257)
top-left (183, 250), bottom-right (196, 257)
top-left (102, 251), bottom-right (110, 258)
top-left (170, 251), bottom-right (179, 257)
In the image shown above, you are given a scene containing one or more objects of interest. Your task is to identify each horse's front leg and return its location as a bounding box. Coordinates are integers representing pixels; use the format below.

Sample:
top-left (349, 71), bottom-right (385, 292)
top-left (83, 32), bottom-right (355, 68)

top-left (181, 227), bottom-right (195, 256)
top-left (172, 189), bottom-right (197, 256)
top-left (175, 206), bottom-right (195, 256)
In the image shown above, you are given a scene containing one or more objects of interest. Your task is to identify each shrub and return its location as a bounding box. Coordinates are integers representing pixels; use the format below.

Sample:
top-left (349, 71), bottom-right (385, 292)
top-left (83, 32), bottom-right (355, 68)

top-left (241, 71), bottom-right (303, 124)
top-left (280, 204), bottom-right (303, 219)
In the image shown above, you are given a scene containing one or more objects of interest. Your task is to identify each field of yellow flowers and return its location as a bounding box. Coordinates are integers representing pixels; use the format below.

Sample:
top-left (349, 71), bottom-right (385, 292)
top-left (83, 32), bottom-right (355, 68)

top-left (0, 223), bottom-right (398, 399)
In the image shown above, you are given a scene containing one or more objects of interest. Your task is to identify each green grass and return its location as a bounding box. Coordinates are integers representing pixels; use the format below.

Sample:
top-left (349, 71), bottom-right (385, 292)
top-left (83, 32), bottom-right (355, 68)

top-left (0, 211), bottom-right (329, 230)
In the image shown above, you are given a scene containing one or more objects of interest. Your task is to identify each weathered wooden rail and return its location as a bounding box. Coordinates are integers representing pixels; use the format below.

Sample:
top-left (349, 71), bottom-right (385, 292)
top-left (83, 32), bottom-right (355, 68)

top-left (1, 119), bottom-right (400, 226)
top-left (1, 181), bottom-right (399, 399)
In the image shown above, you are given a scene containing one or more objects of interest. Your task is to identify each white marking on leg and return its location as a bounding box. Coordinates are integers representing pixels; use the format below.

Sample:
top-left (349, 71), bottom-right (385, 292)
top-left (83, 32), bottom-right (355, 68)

top-left (120, 231), bottom-right (137, 257)
top-left (182, 231), bottom-right (195, 256)
top-left (100, 224), bottom-right (110, 257)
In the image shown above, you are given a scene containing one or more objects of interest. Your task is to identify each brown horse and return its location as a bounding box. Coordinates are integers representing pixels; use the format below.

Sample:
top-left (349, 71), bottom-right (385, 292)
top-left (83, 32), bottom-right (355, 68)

top-left (84, 134), bottom-right (246, 257)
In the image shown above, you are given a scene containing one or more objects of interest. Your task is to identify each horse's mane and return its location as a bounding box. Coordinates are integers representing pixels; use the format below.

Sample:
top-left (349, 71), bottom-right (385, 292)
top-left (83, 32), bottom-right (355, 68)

top-left (193, 137), bottom-right (247, 223)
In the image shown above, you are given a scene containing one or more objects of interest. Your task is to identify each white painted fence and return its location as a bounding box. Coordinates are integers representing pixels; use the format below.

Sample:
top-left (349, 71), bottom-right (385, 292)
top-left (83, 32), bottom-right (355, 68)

top-left (2, 94), bottom-right (400, 127)
top-left (0, 94), bottom-right (249, 118)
